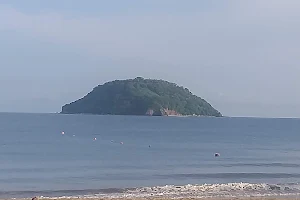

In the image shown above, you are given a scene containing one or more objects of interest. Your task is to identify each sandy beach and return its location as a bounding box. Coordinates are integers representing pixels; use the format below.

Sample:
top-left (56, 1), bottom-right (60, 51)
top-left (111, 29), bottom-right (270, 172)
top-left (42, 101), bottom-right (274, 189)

top-left (3, 197), bottom-right (300, 200)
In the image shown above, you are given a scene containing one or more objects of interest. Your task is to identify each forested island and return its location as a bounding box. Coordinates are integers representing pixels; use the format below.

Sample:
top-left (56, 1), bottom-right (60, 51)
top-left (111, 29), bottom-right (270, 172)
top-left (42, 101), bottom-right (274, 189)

top-left (61, 77), bottom-right (222, 117)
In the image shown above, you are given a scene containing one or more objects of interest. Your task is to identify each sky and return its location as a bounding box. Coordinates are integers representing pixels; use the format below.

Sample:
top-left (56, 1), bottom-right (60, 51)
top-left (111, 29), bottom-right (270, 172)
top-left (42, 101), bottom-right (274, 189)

top-left (0, 0), bottom-right (300, 117)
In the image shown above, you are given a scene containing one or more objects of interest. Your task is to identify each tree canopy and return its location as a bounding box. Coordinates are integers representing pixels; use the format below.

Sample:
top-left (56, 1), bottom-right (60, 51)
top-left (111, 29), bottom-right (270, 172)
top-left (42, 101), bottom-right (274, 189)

top-left (61, 77), bottom-right (222, 117)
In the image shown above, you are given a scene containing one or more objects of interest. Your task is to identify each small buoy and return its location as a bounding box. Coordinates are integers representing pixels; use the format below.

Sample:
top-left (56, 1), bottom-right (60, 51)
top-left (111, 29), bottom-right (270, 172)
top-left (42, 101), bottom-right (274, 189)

top-left (93, 137), bottom-right (97, 141)
top-left (111, 140), bottom-right (114, 143)
top-left (215, 153), bottom-right (220, 157)
top-left (61, 131), bottom-right (65, 135)
top-left (149, 145), bottom-right (151, 148)
top-left (120, 142), bottom-right (124, 145)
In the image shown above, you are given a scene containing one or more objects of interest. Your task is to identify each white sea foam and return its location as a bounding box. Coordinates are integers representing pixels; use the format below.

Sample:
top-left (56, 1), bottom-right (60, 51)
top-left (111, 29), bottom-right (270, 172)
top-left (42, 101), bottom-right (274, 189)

top-left (123, 183), bottom-right (270, 198)
top-left (39, 182), bottom-right (300, 199)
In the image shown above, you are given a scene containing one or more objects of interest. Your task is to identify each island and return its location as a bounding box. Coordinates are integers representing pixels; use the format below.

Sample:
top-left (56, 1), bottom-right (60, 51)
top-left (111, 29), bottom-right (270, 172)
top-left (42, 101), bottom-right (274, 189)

top-left (61, 77), bottom-right (222, 117)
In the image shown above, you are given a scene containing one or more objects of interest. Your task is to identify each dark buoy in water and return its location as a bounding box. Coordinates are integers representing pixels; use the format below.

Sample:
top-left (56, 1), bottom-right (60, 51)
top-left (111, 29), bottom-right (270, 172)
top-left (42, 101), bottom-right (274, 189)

top-left (149, 145), bottom-right (151, 148)
top-left (215, 153), bottom-right (220, 157)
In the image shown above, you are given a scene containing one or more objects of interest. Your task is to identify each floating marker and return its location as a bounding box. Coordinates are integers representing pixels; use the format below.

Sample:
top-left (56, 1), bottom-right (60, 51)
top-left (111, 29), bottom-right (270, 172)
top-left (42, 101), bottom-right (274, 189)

top-left (215, 153), bottom-right (220, 157)
top-left (120, 142), bottom-right (124, 145)
top-left (93, 137), bottom-right (97, 141)
top-left (61, 131), bottom-right (65, 135)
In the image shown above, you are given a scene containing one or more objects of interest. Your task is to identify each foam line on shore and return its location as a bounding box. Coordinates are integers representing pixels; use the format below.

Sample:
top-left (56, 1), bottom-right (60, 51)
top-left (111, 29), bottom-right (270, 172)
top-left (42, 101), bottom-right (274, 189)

top-left (33, 183), bottom-right (300, 199)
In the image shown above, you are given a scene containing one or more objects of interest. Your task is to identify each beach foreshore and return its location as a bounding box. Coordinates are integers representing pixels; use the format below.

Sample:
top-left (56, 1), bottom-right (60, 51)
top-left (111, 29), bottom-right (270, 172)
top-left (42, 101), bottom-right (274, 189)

top-left (2, 197), bottom-right (300, 200)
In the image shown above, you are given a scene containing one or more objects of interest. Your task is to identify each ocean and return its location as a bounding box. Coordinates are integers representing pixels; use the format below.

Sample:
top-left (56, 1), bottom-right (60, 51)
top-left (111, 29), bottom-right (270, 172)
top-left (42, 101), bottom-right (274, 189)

top-left (0, 113), bottom-right (300, 198)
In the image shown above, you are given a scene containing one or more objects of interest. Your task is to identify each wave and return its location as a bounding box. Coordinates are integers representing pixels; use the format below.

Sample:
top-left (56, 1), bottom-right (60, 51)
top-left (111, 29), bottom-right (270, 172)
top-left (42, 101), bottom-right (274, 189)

top-left (219, 163), bottom-right (300, 168)
top-left (6, 182), bottom-right (300, 199)
top-left (122, 183), bottom-right (300, 198)
top-left (157, 172), bottom-right (300, 179)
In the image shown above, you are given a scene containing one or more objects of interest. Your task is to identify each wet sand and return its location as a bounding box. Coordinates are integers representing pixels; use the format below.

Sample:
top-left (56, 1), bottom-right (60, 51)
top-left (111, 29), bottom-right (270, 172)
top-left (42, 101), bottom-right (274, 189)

top-left (2, 197), bottom-right (300, 200)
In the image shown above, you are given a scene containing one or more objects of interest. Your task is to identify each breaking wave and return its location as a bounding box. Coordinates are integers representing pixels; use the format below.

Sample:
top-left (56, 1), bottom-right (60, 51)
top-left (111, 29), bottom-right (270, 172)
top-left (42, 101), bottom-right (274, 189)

top-left (121, 183), bottom-right (300, 198)
top-left (31, 182), bottom-right (300, 199)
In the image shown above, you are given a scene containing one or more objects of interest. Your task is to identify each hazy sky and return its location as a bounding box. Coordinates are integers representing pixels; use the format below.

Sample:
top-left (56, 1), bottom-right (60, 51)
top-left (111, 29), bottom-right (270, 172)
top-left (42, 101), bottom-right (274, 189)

top-left (1, 0), bottom-right (300, 117)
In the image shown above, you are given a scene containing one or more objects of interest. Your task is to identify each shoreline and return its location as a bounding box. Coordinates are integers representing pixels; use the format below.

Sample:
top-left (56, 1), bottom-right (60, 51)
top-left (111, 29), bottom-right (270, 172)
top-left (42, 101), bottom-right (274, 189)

top-left (2, 196), bottom-right (300, 200)
top-left (58, 112), bottom-right (223, 118)
top-left (1, 182), bottom-right (300, 200)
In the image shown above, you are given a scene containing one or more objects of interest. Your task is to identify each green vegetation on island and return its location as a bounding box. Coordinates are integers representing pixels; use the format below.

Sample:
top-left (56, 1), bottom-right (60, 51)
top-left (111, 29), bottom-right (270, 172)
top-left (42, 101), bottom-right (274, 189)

top-left (61, 77), bottom-right (222, 117)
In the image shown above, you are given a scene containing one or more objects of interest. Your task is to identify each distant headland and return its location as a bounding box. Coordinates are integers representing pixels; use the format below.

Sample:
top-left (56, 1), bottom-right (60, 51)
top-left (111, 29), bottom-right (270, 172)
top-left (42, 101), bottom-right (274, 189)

top-left (61, 77), bottom-right (222, 117)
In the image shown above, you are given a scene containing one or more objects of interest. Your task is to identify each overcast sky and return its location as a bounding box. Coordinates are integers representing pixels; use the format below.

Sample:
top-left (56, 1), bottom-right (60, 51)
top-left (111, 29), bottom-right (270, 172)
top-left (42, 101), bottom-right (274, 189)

top-left (0, 0), bottom-right (300, 117)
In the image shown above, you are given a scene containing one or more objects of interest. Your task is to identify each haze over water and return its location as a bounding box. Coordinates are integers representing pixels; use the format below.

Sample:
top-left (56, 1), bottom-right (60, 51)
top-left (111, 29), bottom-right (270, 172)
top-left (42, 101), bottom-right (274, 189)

top-left (1, 113), bottom-right (300, 198)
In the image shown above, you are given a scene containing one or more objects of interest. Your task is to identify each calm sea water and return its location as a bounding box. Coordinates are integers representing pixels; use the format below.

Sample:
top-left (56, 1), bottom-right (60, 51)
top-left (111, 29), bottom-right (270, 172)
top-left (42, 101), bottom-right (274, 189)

top-left (0, 113), bottom-right (300, 198)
